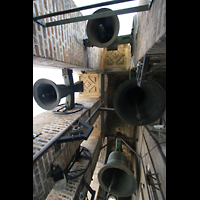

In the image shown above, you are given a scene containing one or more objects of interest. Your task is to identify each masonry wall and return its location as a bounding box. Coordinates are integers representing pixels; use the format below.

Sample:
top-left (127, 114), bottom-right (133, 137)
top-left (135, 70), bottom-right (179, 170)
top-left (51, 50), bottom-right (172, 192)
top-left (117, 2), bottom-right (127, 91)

top-left (33, 97), bottom-right (101, 200)
top-left (33, 0), bottom-right (103, 70)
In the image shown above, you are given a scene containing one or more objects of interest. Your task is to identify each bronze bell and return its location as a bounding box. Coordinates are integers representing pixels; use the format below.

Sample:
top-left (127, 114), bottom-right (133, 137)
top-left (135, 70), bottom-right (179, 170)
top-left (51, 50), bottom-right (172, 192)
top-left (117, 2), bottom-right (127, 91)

top-left (98, 151), bottom-right (137, 197)
top-left (113, 78), bottom-right (166, 125)
top-left (86, 8), bottom-right (119, 47)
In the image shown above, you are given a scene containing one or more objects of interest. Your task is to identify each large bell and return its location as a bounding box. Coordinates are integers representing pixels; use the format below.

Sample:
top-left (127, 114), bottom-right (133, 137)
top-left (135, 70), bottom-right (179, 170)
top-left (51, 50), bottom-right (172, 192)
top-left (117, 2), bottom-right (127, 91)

top-left (113, 78), bottom-right (166, 126)
top-left (33, 78), bottom-right (82, 110)
top-left (98, 151), bottom-right (137, 197)
top-left (86, 8), bottom-right (119, 47)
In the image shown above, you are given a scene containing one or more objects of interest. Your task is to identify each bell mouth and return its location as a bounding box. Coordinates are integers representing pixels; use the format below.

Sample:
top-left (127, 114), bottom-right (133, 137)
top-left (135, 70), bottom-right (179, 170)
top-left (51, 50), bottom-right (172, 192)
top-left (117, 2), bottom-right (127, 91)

top-left (86, 8), bottom-right (119, 47)
top-left (33, 79), bottom-right (60, 110)
top-left (113, 78), bottom-right (166, 125)
top-left (98, 164), bottom-right (137, 197)
top-left (37, 83), bottom-right (57, 106)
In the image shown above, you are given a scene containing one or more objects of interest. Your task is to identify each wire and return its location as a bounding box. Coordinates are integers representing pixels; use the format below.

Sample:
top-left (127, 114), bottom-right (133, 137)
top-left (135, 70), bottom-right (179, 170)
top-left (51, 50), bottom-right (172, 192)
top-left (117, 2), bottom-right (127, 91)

top-left (142, 142), bottom-right (166, 159)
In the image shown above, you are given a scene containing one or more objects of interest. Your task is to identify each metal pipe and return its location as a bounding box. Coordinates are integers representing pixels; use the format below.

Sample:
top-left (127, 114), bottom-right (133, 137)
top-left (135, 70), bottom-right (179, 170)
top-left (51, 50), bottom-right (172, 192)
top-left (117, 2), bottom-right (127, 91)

top-left (85, 101), bottom-right (104, 123)
top-left (144, 125), bottom-right (166, 166)
top-left (121, 139), bottom-right (141, 159)
top-left (34, 0), bottom-right (135, 20)
top-left (46, 4), bottom-right (149, 27)
top-left (99, 107), bottom-right (114, 111)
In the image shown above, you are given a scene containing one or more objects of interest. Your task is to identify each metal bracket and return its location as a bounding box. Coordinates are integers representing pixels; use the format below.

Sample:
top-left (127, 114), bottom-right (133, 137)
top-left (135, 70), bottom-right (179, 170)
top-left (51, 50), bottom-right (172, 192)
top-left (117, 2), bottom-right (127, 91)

top-left (54, 120), bottom-right (94, 153)
top-left (145, 173), bottom-right (160, 190)
top-left (136, 55), bottom-right (151, 87)
top-left (52, 103), bottom-right (84, 115)
top-left (115, 132), bottom-right (122, 151)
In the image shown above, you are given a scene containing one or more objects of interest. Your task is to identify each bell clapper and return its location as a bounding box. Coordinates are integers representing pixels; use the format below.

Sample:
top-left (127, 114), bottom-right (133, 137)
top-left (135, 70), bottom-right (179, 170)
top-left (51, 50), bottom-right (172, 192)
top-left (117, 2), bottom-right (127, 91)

top-left (134, 94), bottom-right (141, 120)
top-left (106, 169), bottom-right (117, 199)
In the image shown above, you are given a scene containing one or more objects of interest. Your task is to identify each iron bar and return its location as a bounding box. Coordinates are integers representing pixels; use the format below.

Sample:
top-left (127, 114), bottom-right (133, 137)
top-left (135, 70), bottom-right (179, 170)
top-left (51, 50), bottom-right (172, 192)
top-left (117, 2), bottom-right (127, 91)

top-left (85, 101), bottom-right (104, 123)
top-left (33, 12), bottom-right (46, 27)
top-left (34, 0), bottom-right (135, 20)
top-left (121, 139), bottom-right (141, 159)
top-left (46, 4), bottom-right (149, 27)
top-left (141, 142), bottom-right (166, 159)
top-left (144, 125), bottom-right (166, 166)
top-left (55, 120), bottom-right (93, 143)
top-left (99, 138), bottom-right (116, 150)
top-left (99, 107), bottom-right (115, 111)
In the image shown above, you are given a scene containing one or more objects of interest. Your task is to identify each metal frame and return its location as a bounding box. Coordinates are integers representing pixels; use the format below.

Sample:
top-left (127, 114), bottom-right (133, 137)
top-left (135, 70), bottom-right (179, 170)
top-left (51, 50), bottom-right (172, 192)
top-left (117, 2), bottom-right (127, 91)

top-left (34, 0), bottom-right (134, 21)
top-left (33, 101), bottom-right (104, 162)
top-left (33, 0), bottom-right (154, 50)
top-left (33, 1), bottom-right (152, 27)
top-left (55, 120), bottom-right (93, 144)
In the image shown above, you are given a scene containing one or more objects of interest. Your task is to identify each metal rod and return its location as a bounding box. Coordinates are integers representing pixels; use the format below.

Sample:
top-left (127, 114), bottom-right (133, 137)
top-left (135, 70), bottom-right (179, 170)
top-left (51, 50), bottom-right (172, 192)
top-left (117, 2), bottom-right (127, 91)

top-left (46, 4), bottom-right (149, 27)
top-left (121, 139), bottom-right (141, 159)
top-left (34, 0), bottom-right (135, 20)
top-left (85, 101), bottom-right (104, 123)
top-left (107, 169), bottom-right (116, 198)
top-left (144, 125), bottom-right (166, 166)
top-left (33, 12), bottom-right (46, 27)
top-left (142, 133), bottom-right (165, 200)
top-left (100, 138), bottom-right (116, 150)
top-left (99, 107), bottom-right (115, 111)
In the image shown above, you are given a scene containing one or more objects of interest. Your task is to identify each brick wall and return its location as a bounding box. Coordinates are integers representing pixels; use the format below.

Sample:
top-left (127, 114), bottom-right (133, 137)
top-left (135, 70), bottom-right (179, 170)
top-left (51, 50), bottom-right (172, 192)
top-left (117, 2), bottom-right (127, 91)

top-left (33, 96), bottom-right (101, 200)
top-left (33, 0), bottom-right (103, 70)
